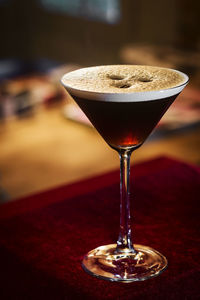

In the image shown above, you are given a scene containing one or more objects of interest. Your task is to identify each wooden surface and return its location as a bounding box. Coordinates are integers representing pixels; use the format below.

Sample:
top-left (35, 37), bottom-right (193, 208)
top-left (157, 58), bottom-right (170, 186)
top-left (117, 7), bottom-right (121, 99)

top-left (0, 102), bottom-right (200, 201)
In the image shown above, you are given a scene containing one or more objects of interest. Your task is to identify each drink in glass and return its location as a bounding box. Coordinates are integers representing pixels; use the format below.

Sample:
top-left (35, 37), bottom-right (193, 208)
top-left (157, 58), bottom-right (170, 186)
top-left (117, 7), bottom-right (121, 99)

top-left (61, 65), bottom-right (188, 282)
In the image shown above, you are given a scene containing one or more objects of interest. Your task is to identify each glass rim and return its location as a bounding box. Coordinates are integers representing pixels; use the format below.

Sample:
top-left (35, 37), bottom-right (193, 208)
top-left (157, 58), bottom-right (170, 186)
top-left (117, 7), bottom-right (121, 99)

top-left (61, 66), bottom-right (189, 102)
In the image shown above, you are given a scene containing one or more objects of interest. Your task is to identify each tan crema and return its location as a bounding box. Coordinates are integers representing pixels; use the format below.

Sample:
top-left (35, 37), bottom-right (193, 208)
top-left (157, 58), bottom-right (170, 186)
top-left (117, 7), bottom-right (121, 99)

top-left (63, 65), bottom-right (185, 93)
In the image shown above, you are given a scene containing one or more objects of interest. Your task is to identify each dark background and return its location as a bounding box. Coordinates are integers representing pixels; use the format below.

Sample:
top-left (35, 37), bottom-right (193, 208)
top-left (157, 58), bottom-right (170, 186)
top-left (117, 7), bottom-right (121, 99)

top-left (0, 0), bottom-right (199, 66)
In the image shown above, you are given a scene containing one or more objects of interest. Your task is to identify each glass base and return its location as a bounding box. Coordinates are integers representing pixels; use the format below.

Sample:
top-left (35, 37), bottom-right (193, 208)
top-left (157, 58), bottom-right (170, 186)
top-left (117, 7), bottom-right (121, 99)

top-left (82, 244), bottom-right (167, 282)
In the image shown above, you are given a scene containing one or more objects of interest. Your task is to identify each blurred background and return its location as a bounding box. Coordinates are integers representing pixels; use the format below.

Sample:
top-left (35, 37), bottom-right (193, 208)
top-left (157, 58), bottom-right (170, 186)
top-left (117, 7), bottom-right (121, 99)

top-left (0, 0), bottom-right (200, 202)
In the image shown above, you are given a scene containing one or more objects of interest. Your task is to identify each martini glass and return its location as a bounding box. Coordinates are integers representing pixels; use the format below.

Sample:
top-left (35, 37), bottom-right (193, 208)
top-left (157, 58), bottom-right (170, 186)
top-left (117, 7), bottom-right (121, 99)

top-left (61, 66), bottom-right (188, 282)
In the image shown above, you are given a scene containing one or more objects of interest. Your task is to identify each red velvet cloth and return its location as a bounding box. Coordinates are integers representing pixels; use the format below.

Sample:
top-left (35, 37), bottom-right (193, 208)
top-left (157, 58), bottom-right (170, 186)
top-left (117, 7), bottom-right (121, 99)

top-left (0, 157), bottom-right (199, 300)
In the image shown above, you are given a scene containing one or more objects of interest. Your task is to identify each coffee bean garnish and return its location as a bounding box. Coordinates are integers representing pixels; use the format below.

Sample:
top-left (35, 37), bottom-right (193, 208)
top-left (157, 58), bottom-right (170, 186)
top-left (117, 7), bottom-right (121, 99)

top-left (107, 74), bottom-right (124, 80)
top-left (119, 84), bottom-right (131, 88)
top-left (138, 77), bottom-right (153, 82)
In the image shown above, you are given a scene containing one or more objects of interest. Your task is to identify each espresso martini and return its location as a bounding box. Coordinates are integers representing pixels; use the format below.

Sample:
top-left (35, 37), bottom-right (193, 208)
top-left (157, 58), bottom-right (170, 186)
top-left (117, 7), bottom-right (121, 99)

top-left (62, 65), bottom-right (187, 150)
top-left (61, 65), bottom-right (188, 282)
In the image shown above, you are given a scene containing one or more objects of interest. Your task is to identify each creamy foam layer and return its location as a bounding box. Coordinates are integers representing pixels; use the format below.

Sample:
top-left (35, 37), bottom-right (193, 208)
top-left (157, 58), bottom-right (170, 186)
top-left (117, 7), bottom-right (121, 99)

top-left (61, 65), bottom-right (188, 102)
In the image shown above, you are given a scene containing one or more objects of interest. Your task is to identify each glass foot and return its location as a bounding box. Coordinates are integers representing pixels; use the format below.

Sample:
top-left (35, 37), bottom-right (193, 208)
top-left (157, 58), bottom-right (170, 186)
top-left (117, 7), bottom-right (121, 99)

top-left (82, 244), bottom-right (167, 282)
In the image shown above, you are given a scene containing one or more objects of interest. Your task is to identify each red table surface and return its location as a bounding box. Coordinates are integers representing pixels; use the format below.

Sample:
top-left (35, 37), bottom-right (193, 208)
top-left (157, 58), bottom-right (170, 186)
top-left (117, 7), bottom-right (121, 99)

top-left (0, 157), bottom-right (199, 300)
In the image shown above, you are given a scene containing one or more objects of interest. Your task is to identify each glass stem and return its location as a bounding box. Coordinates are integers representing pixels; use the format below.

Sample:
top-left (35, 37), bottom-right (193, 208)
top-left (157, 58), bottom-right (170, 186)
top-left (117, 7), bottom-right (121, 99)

top-left (116, 149), bottom-right (135, 253)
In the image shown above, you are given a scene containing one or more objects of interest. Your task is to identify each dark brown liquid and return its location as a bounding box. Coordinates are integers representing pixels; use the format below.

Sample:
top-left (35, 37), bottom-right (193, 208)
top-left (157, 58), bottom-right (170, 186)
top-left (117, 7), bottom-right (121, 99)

top-left (74, 95), bottom-right (177, 150)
